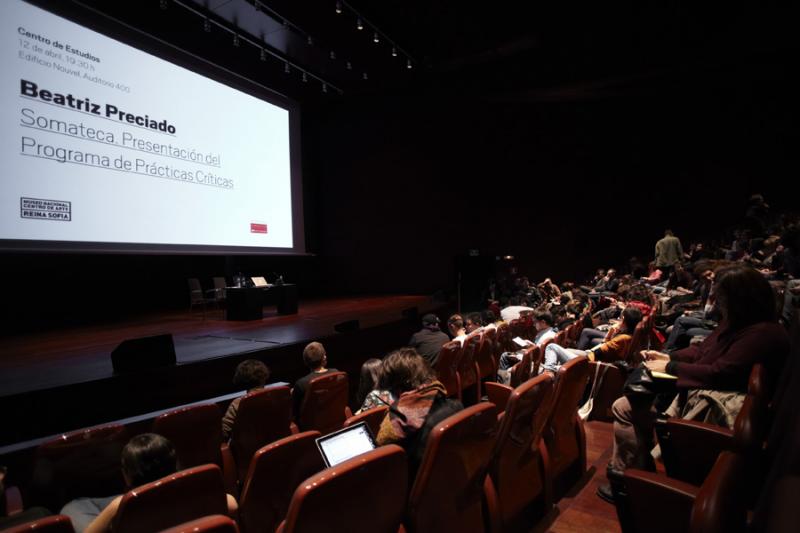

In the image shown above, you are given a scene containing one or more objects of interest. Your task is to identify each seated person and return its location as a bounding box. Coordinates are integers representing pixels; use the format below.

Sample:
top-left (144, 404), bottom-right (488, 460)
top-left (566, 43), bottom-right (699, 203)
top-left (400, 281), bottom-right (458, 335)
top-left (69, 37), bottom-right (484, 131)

top-left (499, 311), bottom-right (557, 371)
top-left (464, 312), bottom-right (484, 334)
top-left (355, 358), bottom-right (395, 414)
top-left (408, 314), bottom-right (450, 366)
top-left (292, 341), bottom-right (338, 419)
top-left (599, 264), bottom-right (790, 503)
top-left (0, 467), bottom-right (50, 530)
top-left (542, 306), bottom-right (643, 373)
top-left (222, 359), bottom-right (270, 440)
top-left (447, 314), bottom-right (467, 343)
top-left (500, 297), bottom-right (534, 322)
top-left (71, 434), bottom-right (237, 533)
top-left (376, 349), bottom-right (463, 478)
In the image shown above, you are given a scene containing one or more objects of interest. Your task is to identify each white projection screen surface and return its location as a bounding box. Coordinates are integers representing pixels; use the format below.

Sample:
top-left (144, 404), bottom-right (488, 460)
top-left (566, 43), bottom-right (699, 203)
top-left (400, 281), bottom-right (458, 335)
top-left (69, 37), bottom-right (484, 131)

top-left (0, 1), bottom-right (305, 254)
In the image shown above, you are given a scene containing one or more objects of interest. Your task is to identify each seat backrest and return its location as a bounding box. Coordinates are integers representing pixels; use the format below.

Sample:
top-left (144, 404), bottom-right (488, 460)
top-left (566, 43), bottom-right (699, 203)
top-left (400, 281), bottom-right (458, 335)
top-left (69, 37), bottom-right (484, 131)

top-left (406, 403), bottom-right (498, 533)
top-left (509, 319), bottom-right (527, 339)
top-left (475, 332), bottom-right (496, 379)
top-left (489, 374), bottom-right (555, 525)
top-left (33, 424), bottom-right (128, 510)
top-left (624, 321), bottom-right (650, 364)
top-left (3, 515), bottom-right (75, 533)
top-left (297, 371), bottom-right (349, 434)
top-left (689, 451), bottom-right (747, 533)
top-left (434, 341), bottom-right (463, 399)
top-left (161, 515), bottom-right (240, 533)
top-left (457, 333), bottom-right (481, 389)
top-left (188, 278), bottom-right (203, 303)
top-left (344, 406), bottom-right (389, 437)
top-left (153, 403), bottom-right (222, 470)
top-left (545, 356), bottom-right (590, 479)
top-left (238, 431), bottom-right (324, 533)
top-left (230, 386), bottom-right (293, 482)
top-left (509, 346), bottom-right (536, 388)
top-left (279, 445), bottom-right (407, 533)
top-left (112, 464), bottom-right (228, 533)
top-left (495, 322), bottom-right (513, 354)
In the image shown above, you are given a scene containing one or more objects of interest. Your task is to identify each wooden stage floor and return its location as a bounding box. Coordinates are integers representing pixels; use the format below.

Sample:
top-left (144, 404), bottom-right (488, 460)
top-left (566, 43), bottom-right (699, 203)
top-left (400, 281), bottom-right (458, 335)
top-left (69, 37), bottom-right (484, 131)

top-left (0, 294), bottom-right (437, 397)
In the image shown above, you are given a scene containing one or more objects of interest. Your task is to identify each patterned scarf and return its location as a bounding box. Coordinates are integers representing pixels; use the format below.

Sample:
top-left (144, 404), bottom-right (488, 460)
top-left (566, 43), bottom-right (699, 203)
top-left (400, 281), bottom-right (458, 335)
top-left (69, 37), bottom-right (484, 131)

top-left (376, 380), bottom-right (448, 445)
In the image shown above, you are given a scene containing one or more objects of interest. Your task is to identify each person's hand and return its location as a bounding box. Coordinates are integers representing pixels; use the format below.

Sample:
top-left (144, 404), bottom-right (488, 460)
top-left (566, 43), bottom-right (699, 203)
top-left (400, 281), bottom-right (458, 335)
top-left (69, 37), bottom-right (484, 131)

top-left (645, 360), bottom-right (668, 373)
top-left (642, 350), bottom-right (670, 361)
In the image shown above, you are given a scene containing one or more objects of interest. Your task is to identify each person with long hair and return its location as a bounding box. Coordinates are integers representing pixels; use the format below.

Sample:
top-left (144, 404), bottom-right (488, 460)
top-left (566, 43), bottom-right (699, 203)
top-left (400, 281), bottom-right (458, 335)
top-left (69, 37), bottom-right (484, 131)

top-left (355, 358), bottom-right (395, 414)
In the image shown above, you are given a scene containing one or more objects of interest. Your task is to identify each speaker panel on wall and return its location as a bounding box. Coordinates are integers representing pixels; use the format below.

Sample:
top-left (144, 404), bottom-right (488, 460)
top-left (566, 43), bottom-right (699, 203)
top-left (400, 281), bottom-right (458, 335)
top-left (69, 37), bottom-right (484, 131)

top-left (111, 333), bottom-right (177, 374)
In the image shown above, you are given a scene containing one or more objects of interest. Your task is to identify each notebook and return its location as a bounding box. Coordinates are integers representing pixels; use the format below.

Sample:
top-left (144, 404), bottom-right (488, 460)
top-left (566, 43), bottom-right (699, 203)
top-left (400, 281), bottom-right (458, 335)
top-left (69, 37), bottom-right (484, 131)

top-left (315, 421), bottom-right (377, 467)
top-left (251, 276), bottom-right (269, 287)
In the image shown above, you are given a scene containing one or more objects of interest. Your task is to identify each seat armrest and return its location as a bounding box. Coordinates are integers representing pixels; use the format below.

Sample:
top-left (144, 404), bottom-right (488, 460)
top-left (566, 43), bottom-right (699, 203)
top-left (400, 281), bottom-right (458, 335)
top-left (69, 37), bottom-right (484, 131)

top-left (484, 382), bottom-right (512, 412)
top-left (660, 419), bottom-right (734, 485)
top-left (621, 469), bottom-right (698, 533)
top-left (220, 443), bottom-right (238, 497)
top-left (3, 485), bottom-right (23, 516)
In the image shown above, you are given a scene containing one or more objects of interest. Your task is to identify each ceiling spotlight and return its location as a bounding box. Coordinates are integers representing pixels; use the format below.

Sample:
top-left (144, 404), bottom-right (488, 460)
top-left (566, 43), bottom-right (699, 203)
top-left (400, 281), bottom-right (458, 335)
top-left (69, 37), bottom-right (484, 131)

top-left (329, 50), bottom-right (336, 60)
top-left (254, 1), bottom-right (260, 11)
top-left (391, 46), bottom-right (397, 57)
top-left (307, 35), bottom-right (313, 46)
top-left (160, 0), bottom-right (168, 10)
top-left (302, 72), bottom-right (308, 82)
top-left (203, 17), bottom-right (211, 32)
top-left (373, 32), bottom-right (380, 43)
top-left (406, 58), bottom-right (412, 69)
top-left (356, 17), bottom-right (363, 30)
top-left (335, 1), bottom-right (342, 14)
top-left (322, 82), bottom-right (328, 93)
top-left (284, 62), bottom-right (290, 73)
top-left (232, 33), bottom-right (240, 47)
top-left (346, 61), bottom-right (352, 70)
top-left (260, 47), bottom-right (266, 61)
top-left (362, 72), bottom-right (368, 80)
top-left (282, 20), bottom-right (289, 28)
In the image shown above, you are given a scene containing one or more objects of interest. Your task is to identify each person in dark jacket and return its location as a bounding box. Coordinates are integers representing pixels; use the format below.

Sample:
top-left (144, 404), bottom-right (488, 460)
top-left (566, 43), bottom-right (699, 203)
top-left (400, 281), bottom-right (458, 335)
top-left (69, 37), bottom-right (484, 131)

top-left (408, 314), bottom-right (450, 367)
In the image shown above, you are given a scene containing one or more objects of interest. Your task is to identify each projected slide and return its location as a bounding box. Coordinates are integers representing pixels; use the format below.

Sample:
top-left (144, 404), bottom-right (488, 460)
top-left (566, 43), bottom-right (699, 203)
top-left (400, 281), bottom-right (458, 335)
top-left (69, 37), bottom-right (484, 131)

top-left (0, 1), bottom-right (296, 250)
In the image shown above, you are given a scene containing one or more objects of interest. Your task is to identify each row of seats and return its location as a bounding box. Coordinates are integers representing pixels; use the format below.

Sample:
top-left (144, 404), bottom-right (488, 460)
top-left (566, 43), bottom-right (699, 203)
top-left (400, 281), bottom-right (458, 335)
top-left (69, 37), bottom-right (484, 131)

top-left (7, 357), bottom-right (593, 532)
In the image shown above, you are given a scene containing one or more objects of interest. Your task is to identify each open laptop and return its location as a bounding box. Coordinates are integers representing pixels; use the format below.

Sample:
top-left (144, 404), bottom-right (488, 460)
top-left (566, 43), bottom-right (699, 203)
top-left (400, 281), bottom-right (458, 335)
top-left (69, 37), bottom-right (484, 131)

top-left (315, 421), bottom-right (378, 467)
top-left (251, 276), bottom-right (269, 287)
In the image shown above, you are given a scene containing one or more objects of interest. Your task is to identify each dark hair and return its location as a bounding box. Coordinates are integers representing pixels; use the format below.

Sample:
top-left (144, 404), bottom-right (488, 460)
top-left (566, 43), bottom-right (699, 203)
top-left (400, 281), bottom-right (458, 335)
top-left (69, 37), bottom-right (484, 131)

top-left (466, 312), bottom-right (483, 327)
top-left (233, 359), bottom-right (270, 390)
top-left (357, 358), bottom-right (383, 406)
top-left (481, 309), bottom-right (496, 325)
top-left (378, 348), bottom-right (436, 394)
top-left (621, 306), bottom-right (643, 333)
top-left (121, 433), bottom-right (177, 488)
top-left (302, 342), bottom-right (326, 369)
top-left (535, 311), bottom-right (554, 327)
top-left (713, 264), bottom-right (776, 329)
top-left (447, 314), bottom-right (464, 330)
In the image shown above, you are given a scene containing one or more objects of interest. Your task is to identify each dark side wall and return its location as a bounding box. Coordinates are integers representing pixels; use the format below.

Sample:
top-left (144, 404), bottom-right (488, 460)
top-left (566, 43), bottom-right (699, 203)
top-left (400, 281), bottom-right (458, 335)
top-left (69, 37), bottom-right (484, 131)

top-left (307, 53), bottom-right (799, 296)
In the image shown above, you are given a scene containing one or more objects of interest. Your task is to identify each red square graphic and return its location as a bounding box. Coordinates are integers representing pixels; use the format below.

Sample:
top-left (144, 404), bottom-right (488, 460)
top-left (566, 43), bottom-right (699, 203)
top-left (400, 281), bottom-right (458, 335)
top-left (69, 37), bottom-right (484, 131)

top-left (250, 223), bottom-right (268, 234)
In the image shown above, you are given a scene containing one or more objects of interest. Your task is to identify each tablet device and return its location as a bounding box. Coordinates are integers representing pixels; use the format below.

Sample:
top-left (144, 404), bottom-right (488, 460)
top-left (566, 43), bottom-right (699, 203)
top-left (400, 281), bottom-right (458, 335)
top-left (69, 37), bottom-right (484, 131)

top-left (315, 421), bottom-right (378, 467)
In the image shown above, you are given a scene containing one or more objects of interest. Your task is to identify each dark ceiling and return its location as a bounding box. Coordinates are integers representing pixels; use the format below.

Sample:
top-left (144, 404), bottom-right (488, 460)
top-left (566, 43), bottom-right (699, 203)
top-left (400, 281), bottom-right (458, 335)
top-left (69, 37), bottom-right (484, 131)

top-left (41, 0), bottom-right (799, 103)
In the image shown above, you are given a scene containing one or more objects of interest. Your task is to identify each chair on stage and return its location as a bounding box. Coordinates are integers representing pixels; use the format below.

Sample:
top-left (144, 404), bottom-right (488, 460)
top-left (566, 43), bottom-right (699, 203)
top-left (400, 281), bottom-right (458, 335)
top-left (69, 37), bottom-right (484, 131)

top-left (188, 278), bottom-right (217, 318)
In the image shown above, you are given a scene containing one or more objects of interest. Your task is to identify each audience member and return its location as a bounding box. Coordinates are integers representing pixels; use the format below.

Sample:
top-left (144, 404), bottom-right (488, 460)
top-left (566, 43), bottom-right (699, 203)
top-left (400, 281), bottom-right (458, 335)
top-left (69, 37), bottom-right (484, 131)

top-left (355, 358), bottom-right (395, 414)
top-left (464, 312), bottom-right (483, 333)
top-left (408, 314), bottom-right (449, 367)
top-left (292, 342), bottom-right (338, 418)
top-left (500, 297), bottom-right (534, 322)
top-left (447, 314), bottom-right (466, 342)
top-left (498, 311), bottom-right (557, 371)
top-left (655, 229), bottom-right (684, 279)
top-left (221, 359), bottom-right (270, 440)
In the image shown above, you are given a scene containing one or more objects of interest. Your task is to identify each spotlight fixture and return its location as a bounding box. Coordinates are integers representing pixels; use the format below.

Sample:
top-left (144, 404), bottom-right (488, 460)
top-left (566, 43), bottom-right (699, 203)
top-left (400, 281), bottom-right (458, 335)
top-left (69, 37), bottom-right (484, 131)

top-left (406, 58), bottom-right (412, 69)
top-left (335, 1), bottom-right (342, 14)
top-left (346, 61), bottom-right (352, 70)
top-left (203, 17), bottom-right (211, 32)
top-left (160, 0), bottom-right (168, 10)
top-left (329, 50), bottom-right (336, 60)
top-left (232, 33), bottom-right (240, 47)
top-left (391, 46), bottom-right (397, 57)
top-left (322, 82), bottom-right (328, 93)
top-left (362, 72), bottom-right (368, 80)
top-left (356, 17), bottom-right (363, 30)
top-left (260, 47), bottom-right (266, 61)
top-left (284, 62), bottom-right (290, 73)
top-left (373, 32), bottom-right (380, 43)
top-left (302, 72), bottom-right (308, 82)
top-left (307, 35), bottom-right (313, 46)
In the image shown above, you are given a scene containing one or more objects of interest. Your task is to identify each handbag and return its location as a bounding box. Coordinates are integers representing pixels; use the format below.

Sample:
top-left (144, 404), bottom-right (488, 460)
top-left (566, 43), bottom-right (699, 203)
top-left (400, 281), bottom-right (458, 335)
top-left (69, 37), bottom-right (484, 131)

top-left (579, 362), bottom-right (610, 421)
top-left (623, 364), bottom-right (676, 401)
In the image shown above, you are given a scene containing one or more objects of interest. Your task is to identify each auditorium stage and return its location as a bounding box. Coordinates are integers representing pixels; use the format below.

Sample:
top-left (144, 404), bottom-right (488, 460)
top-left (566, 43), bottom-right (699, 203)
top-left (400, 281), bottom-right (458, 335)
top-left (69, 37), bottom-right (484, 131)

top-left (0, 294), bottom-right (443, 444)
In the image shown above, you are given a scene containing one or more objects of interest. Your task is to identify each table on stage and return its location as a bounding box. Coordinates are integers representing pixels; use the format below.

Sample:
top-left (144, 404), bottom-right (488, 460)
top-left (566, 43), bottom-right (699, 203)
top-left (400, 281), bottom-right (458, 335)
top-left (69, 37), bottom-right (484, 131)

top-left (225, 284), bottom-right (298, 320)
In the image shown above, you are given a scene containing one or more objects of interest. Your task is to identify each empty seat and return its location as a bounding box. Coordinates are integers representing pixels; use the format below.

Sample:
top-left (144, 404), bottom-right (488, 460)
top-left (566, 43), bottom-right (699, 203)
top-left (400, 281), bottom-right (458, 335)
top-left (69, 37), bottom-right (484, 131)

top-left (434, 341), bottom-right (463, 400)
top-left (229, 386), bottom-right (293, 483)
top-left (457, 333), bottom-right (481, 405)
top-left (405, 403), bottom-right (498, 533)
top-left (543, 355), bottom-right (590, 497)
top-left (2, 515), bottom-right (75, 533)
top-left (112, 464), bottom-right (229, 533)
top-left (152, 403), bottom-right (223, 470)
top-left (488, 374), bottom-right (556, 529)
top-left (276, 445), bottom-right (408, 533)
top-left (162, 515), bottom-right (239, 533)
top-left (238, 431), bottom-right (325, 533)
top-left (31, 424), bottom-right (128, 512)
top-left (344, 405), bottom-right (389, 436)
top-left (296, 371), bottom-right (351, 435)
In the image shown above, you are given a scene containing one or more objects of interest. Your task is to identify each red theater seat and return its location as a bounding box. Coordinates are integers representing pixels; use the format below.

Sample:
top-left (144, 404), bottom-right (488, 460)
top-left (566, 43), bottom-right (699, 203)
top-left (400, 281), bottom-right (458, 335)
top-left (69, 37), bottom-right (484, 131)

top-left (344, 405), bottom-right (389, 436)
top-left (434, 341), bottom-right (463, 400)
top-left (161, 515), bottom-right (240, 533)
top-left (2, 515), bottom-right (75, 533)
top-left (296, 371), bottom-right (351, 435)
top-left (152, 403), bottom-right (223, 470)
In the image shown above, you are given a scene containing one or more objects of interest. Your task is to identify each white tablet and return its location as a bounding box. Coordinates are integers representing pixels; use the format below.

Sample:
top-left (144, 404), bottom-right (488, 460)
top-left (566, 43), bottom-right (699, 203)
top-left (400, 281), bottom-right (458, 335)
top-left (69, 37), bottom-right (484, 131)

top-left (315, 421), bottom-right (378, 467)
